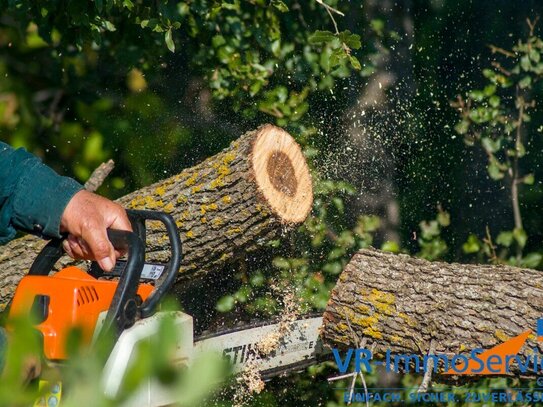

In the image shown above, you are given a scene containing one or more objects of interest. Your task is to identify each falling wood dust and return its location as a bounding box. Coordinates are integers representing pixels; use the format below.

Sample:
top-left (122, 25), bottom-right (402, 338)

top-left (232, 283), bottom-right (302, 406)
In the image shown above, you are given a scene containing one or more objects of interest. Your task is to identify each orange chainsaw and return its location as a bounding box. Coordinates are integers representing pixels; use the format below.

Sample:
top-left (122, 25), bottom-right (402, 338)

top-left (7, 209), bottom-right (326, 407)
top-left (8, 209), bottom-right (182, 361)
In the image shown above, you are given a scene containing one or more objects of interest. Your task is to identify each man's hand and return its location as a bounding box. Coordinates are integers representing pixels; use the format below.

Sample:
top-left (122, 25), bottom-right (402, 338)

top-left (60, 190), bottom-right (132, 271)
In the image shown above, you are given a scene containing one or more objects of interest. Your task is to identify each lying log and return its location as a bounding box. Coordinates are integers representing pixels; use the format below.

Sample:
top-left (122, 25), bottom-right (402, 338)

top-left (322, 248), bottom-right (543, 379)
top-left (0, 124), bottom-right (313, 306)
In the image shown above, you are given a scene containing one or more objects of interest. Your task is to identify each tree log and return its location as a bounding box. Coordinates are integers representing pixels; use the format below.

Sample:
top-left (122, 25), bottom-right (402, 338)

top-left (322, 248), bottom-right (543, 379)
top-left (0, 124), bottom-right (313, 307)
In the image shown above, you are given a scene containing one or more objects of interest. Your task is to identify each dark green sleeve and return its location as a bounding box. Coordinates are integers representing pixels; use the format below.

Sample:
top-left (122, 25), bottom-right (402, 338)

top-left (0, 142), bottom-right (83, 244)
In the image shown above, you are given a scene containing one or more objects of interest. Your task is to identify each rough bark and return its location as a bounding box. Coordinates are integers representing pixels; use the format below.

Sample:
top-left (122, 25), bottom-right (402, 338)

top-left (322, 248), bottom-right (543, 379)
top-left (0, 124), bottom-right (313, 308)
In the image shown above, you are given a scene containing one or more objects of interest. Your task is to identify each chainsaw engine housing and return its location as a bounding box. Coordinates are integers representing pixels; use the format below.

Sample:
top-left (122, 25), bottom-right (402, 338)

top-left (9, 266), bottom-right (154, 360)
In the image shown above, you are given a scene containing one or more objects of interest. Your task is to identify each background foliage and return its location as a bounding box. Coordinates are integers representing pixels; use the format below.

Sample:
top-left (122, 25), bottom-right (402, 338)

top-left (1, 0), bottom-right (543, 406)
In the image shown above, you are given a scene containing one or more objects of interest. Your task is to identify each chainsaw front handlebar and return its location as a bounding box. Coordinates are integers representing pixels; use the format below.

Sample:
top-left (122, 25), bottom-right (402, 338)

top-left (100, 229), bottom-right (145, 339)
top-left (124, 209), bottom-right (182, 318)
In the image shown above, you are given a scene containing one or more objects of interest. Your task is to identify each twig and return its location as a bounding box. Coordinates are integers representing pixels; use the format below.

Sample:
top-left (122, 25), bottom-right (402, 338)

top-left (316, 0), bottom-right (351, 55)
top-left (315, 0), bottom-right (345, 18)
top-left (488, 45), bottom-right (516, 58)
top-left (511, 89), bottom-right (525, 260)
top-left (357, 361), bottom-right (370, 407)
top-left (483, 225), bottom-right (498, 263)
top-left (527, 17), bottom-right (539, 36)
top-left (491, 61), bottom-right (512, 77)
top-left (84, 159), bottom-right (115, 192)
top-left (347, 338), bottom-right (368, 407)
top-left (417, 339), bottom-right (436, 393)
top-left (328, 372), bottom-right (357, 382)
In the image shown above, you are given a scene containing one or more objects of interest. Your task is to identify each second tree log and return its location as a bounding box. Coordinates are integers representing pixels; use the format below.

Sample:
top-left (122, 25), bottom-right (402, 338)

top-left (322, 248), bottom-right (543, 379)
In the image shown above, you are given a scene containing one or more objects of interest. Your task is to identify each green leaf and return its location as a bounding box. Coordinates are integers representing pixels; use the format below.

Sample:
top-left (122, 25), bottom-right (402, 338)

top-left (513, 228), bottom-right (527, 248)
top-left (462, 234), bottom-right (481, 254)
top-left (370, 19), bottom-right (384, 36)
top-left (482, 68), bottom-right (496, 79)
top-left (455, 120), bottom-right (469, 135)
top-left (437, 210), bottom-right (450, 227)
top-left (520, 55), bottom-right (531, 71)
top-left (332, 197), bottom-right (344, 214)
top-left (322, 261), bottom-right (343, 274)
top-left (483, 84), bottom-right (496, 96)
top-left (329, 48), bottom-right (346, 68)
top-left (267, 239), bottom-right (281, 248)
top-left (272, 257), bottom-right (290, 269)
top-left (328, 247), bottom-right (346, 260)
top-left (489, 95), bottom-right (500, 108)
top-left (487, 158), bottom-right (505, 180)
top-left (496, 231), bottom-right (513, 247)
top-left (212, 35), bottom-right (226, 48)
top-left (123, 0), bottom-right (134, 10)
top-left (508, 142), bottom-right (526, 158)
top-left (216, 295), bottom-right (235, 312)
top-left (349, 55), bottom-right (361, 70)
top-left (103, 20), bottom-right (116, 32)
top-left (250, 272), bottom-right (265, 287)
top-left (523, 174), bottom-right (535, 185)
top-left (469, 90), bottom-right (484, 101)
top-left (420, 220), bottom-right (440, 240)
top-left (519, 75), bottom-right (532, 89)
top-left (529, 49), bottom-right (541, 63)
top-left (83, 131), bottom-right (105, 162)
top-left (308, 30), bottom-right (336, 44)
top-left (339, 31), bottom-right (362, 49)
top-left (481, 137), bottom-right (501, 153)
top-left (234, 285), bottom-right (251, 302)
top-left (271, 0), bottom-right (289, 12)
top-left (381, 241), bottom-right (400, 253)
top-left (165, 28), bottom-right (175, 53)
top-left (521, 252), bottom-right (542, 268)
top-left (359, 215), bottom-right (380, 232)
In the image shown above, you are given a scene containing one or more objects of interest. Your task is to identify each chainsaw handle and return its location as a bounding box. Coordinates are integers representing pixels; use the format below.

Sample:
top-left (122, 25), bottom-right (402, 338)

top-left (28, 229), bottom-right (139, 276)
top-left (125, 210), bottom-right (182, 318)
top-left (100, 229), bottom-right (145, 340)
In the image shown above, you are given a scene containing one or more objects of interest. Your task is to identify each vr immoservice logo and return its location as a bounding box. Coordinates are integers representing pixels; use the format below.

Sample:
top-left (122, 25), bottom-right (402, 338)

top-left (333, 318), bottom-right (543, 375)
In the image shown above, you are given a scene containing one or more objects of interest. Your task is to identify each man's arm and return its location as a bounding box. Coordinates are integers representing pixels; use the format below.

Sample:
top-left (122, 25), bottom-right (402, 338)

top-left (0, 142), bottom-right (82, 244)
top-left (0, 142), bottom-right (131, 271)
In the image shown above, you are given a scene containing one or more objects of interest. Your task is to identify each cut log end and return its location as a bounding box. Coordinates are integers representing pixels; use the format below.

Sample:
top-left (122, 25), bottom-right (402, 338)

top-left (251, 125), bottom-right (313, 224)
